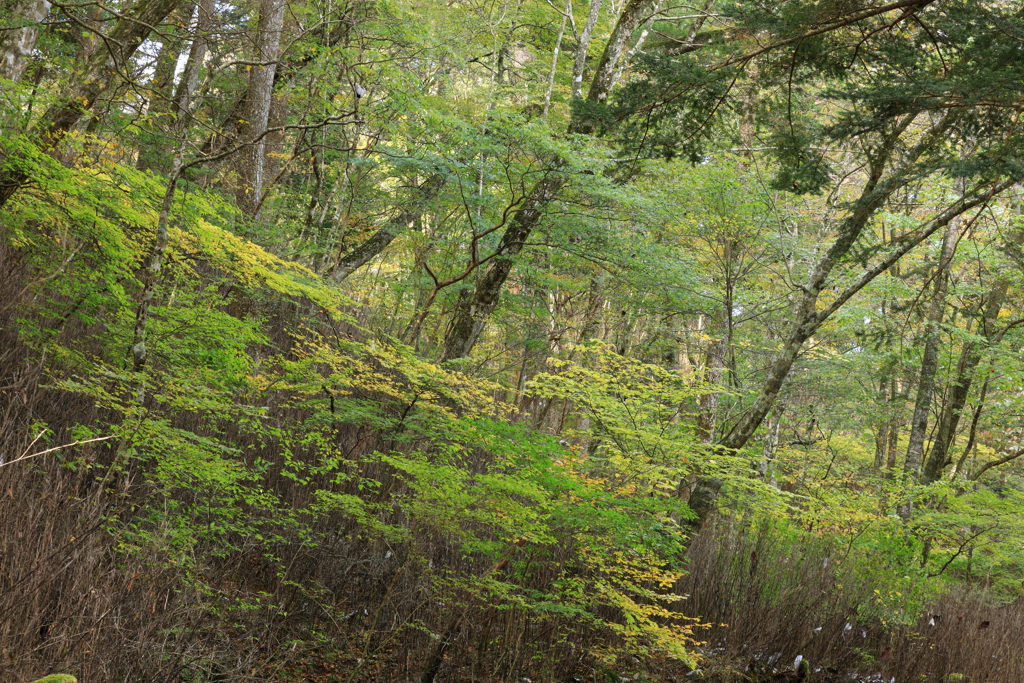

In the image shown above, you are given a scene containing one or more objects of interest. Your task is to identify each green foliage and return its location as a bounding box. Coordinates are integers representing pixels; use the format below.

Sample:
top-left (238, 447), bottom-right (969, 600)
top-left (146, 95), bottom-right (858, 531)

top-left (263, 334), bottom-right (707, 666)
top-left (10, 0), bottom-right (1024, 680)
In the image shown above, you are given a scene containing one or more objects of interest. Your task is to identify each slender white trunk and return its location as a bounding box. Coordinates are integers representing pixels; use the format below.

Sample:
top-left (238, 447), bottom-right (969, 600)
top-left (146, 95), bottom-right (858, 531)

top-left (571, 0), bottom-right (602, 99)
top-left (172, 0), bottom-right (215, 119)
top-left (542, 1), bottom-right (569, 119)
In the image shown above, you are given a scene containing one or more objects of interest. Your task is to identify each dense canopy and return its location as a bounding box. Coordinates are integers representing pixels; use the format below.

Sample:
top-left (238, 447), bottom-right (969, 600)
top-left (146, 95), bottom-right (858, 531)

top-left (5, 0), bottom-right (1024, 681)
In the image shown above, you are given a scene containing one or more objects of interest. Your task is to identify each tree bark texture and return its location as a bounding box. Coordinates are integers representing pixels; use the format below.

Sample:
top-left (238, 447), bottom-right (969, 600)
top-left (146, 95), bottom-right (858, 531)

top-left (237, 0), bottom-right (287, 216)
top-left (571, 0), bottom-right (602, 99)
top-left (441, 173), bottom-right (566, 361)
top-left (902, 215), bottom-right (960, 487)
top-left (172, 0), bottom-right (214, 119)
top-left (0, 0), bottom-right (50, 83)
top-left (582, 0), bottom-right (653, 107)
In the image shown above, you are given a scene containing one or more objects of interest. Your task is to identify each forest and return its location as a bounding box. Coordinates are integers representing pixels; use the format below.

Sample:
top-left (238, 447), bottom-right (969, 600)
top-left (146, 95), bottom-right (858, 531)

top-left (3, 0), bottom-right (1024, 681)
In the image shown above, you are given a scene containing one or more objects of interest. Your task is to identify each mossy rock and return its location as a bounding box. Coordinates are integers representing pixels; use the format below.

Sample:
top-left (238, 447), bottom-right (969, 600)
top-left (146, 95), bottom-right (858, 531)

top-left (30, 675), bottom-right (78, 683)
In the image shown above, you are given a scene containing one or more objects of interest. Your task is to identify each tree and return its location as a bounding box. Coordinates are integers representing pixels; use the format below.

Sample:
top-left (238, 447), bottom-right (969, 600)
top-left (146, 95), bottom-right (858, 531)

top-left (0, 0), bottom-right (51, 82)
top-left (0, 0), bottom-right (184, 208)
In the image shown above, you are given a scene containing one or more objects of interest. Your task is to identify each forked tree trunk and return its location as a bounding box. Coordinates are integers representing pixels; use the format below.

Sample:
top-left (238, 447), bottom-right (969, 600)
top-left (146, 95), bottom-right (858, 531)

top-left (920, 222), bottom-right (1024, 484)
top-left (137, 0), bottom-right (213, 174)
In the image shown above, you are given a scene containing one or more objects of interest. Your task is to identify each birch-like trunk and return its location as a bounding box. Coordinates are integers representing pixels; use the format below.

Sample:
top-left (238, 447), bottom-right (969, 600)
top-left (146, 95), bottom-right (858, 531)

top-left (571, 0), bottom-right (602, 99)
top-left (542, 2), bottom-right (569, 119)
top-left (136, 18), bottom-right (186, 171)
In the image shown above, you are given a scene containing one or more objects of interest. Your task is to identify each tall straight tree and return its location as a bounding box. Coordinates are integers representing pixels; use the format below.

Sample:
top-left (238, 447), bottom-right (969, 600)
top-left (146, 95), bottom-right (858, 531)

top-left (237, 0), bottom-right (288, 216)
top-left (903, 192), bottom-right (964, 480)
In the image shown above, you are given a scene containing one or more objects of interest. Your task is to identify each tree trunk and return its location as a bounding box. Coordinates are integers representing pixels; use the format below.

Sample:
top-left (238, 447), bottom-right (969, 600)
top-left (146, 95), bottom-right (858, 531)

top-left (716, 112), bottom-right (962, 454)
top-left (758, 404), bottom-right (783, 482)
top-left (171, 0), bottom-right (214, 120)
top-left (0, 0), bottom-right (51, 83)
top-left (542, 1), bottom-right (569, 119)
top-left (132, 144), bottom-right (185, 382)
top-left (441, 173), bottom-right (566, 361)
top-left (582, 0), bottom-right (653, 108)
top-left (609, 0), bottom-right (664, 90)
top-left (886, 377), bottom-right (902, 470)
top-left (902, 202), bottom-right (962, 496)
top-left (130, 16), bottom-right (207, 382)
top-left (331, 173), bottom-right (447, 281)
top-left (571, 0), bottom-right (602, 99)
top-left (920, 222), bottom-right (1024, 484)
top-left (441, 0), bottom-right (657, 361)
top-left (717, 139), bottom-right (902, 452)
top-left (237, 0), bottom-right (287, 216)
top-left (874, 377), bottom-right (890, 470)
top-left (695, 310), bottom-right (727, 443)
top-left (137, 14), bottom-right (187, 172)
